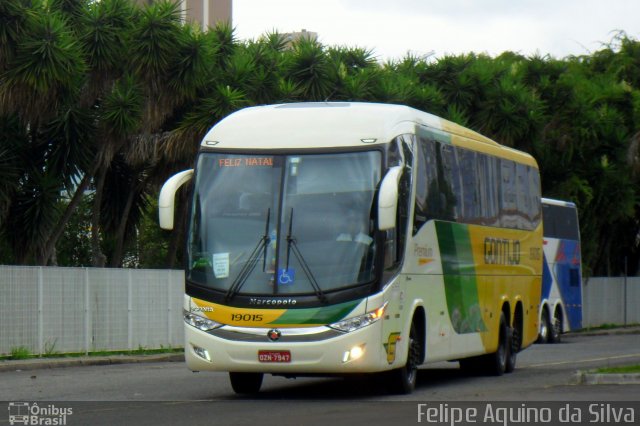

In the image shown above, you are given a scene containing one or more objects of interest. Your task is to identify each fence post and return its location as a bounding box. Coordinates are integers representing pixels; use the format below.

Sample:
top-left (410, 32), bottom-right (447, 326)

top-left (84, 268), bottom-right (90, 355)
top-left (624, 257), bottom-right (628, 326)
top-left (37, 267), bottom-right (43, 356)
top-left (167, 273), bottom-right (172, 346)
top-left (128, 269), bottom-right (133, 351)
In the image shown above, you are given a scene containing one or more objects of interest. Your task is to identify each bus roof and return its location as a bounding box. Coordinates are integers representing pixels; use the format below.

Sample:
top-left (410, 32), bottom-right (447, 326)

top-left (202, 102), bottom-right (537, 167)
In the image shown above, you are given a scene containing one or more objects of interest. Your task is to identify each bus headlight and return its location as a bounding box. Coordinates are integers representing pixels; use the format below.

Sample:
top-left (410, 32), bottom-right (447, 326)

top-left (342, 344), bottom-right (365, 363)
top-left (184, 310), bottom-right (222, 331)
top-left (329, 302), bottom-right (388, 333)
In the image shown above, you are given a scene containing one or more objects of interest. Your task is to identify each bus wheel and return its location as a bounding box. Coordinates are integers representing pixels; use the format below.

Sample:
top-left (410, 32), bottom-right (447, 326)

top-left (549, 310), bottom-right (562, 343)
top-left (387, 322), bottom-right (420, 394)
top-left (537, 308), bottom-right (550, 344)
top-left (229, 372), bottom-right (263, 394)
top-left (484, 312), bottom-right (508, 376)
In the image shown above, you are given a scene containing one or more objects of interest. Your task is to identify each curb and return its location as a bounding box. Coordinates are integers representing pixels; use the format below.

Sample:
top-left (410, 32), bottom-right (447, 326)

top-left (0, 353), bottom-right (184, 373)
top-left (575, 371), bottom-right (640, 385)
top-left (564, 326), bottom-right (640, 338)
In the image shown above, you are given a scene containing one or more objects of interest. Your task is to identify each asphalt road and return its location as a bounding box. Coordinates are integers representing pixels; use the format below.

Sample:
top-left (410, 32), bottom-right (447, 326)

top-left (1, 332), bottom-right (639, 426)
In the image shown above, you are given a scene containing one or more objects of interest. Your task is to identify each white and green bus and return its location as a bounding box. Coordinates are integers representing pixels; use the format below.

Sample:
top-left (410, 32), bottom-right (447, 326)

top-left (159, 102), bottom-right (543, 394)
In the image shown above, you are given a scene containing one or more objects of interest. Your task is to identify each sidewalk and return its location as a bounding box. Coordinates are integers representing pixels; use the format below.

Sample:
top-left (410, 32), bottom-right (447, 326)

top-left (0, 352), bottom-right (184, 373)
top-left (568, 325), bottom-right (640, 337)
top-left (565, 326), bottom-right (640, 385)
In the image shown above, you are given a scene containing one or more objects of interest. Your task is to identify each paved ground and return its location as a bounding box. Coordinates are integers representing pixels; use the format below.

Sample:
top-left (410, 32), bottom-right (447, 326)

top-left (2, 329), bottom-right (639, 426)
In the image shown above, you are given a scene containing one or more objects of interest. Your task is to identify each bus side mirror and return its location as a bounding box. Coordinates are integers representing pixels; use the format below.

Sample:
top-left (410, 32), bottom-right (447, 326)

top-left (378, 166), bottom-right (402, 231)
top-left (159, 169), bottom-right (194, 230)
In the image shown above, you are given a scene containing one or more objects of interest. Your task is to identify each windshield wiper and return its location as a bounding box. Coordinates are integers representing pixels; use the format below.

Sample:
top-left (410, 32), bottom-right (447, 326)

top-left (285, 208), bottom-right (328, 304)
top-left (225, 208), bottom-right (271, 302)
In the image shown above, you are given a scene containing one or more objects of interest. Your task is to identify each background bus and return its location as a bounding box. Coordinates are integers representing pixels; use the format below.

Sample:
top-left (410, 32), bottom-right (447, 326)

top-left (538, 198), bottom-right (583, 343)
top-left (159, 102), bottom-right (543, 394)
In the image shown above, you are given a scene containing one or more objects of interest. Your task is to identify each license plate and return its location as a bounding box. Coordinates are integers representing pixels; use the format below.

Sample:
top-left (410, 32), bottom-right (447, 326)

top-left (258, 350), bottom-right (291, 363)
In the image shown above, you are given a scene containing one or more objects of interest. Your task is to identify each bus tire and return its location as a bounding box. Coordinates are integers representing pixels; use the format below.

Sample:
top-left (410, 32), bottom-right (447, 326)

top-left (505, 326), bottom-right (517, 373)
top-left (484, 312), bottom-right (508, 376)
top-left (537, 308), bottom-right (550, 344)
top-left (229, 372), bottom-right (263, 394)
top-left (387, 321), bottom-right (420, 394)
top-left (507, 306), bottom-right (523, 373)
top-left (549, 309), bottom-right (562, 343)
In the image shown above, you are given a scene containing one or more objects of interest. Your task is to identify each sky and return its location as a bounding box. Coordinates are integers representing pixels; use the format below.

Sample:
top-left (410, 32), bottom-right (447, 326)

top-left (232, 0), bottom-right (640, 62)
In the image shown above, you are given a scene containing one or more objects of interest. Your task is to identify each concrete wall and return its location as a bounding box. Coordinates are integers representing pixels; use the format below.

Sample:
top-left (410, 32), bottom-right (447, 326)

top-left (0, 266), bottom-right (184, 356)
top-left (583, 276), bottom-right (640, 328)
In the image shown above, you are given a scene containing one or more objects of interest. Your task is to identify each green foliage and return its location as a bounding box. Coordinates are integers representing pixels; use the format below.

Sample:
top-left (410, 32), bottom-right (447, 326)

top-left (595, 364), bottom-right (640, 374)
top-left (130, 0), bottom-right (182, 80)
top-left (42, 105), bottom-right (97, 189)
top-left (0, 114), bottom-right (27, 221)
top-left (136, 197), bottom-right (171, 269)
top-left (56, 196), bottom-right (92, 267)
top-left (100, 76), bottom-right (143, 137)
top-left (2, 7), bottom-right (87, 121)
top-left (287, 37), bottom-right (335, 101)
top-left (10, 346), bottom-right (31, 360)
top-left (80, 0), bottom-right (135, 73)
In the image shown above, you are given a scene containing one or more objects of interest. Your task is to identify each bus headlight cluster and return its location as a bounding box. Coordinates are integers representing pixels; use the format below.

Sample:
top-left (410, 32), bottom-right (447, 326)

top-left (329, 302), bottom-right (388, 333)
top-left (184, 310), bottom-right (222, 331)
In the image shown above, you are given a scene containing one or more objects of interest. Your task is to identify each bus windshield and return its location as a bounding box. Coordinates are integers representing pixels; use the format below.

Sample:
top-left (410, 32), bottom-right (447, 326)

top-left (187, 151), bottom-right (382, 297)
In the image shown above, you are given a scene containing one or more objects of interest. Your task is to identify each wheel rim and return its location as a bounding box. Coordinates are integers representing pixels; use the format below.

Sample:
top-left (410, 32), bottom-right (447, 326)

top-left (540, 319), bottom-right (548, 339)
top-left (498, 317), bottom-right (507, 370)
top-left (552, 314), bottom-right (561, 338)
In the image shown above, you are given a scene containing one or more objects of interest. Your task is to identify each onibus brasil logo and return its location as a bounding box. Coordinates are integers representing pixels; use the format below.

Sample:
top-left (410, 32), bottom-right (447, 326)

top-left (8, 402), bottom-right (72, 425)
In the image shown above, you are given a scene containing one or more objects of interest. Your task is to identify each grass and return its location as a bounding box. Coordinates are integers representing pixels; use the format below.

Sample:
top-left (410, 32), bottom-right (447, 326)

top-left (1, 346), bottom-right (183, 361)
top-left (9, 346), bottom-right (31, 360)
top-left (594, 365), bottom-right (640, 374)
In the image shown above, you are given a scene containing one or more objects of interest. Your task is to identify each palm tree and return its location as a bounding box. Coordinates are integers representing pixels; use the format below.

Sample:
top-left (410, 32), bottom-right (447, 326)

top-left (286, 37), bottom-right (336, 101)
top-left (0, 0), bottom-right (91, 264)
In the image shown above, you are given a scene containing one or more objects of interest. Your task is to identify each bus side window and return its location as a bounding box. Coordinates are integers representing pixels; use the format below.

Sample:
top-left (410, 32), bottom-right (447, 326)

top-left (383, 229), bottom-right (397, 269)
top-left (570, 268), bottom-right (580, 287)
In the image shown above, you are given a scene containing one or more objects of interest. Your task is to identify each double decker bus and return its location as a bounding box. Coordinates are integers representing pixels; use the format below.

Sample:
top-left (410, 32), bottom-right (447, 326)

top-left (538, 198), bottom-right (583, 343)
top-left (159, 102), bottom-right (543, 394)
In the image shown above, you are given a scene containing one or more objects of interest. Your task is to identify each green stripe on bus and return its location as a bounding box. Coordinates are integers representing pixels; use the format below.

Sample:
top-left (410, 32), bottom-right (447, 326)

top-left (436, 221), bottom-right (486, 334)
top-left (269, 299), bottom-right (362, 325)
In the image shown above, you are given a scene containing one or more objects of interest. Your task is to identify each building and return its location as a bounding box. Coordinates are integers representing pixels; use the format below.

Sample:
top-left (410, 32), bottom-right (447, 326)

top-left (283, 29), bottom-right (319, 48)
top-left (136, 0), bottom-right (232, 31)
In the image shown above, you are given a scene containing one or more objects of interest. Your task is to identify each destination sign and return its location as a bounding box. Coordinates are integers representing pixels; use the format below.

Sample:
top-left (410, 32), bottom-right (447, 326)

top-left (218, 157), bottom-right (274, 167)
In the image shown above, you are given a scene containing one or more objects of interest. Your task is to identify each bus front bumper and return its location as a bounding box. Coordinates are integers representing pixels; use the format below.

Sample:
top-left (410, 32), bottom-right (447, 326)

top-left (184, 321), bottom-right (392, 374)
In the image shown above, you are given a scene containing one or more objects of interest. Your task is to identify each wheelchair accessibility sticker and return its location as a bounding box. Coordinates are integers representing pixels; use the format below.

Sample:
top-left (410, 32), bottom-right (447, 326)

top-left (278, 268), bottom-right (295, 285)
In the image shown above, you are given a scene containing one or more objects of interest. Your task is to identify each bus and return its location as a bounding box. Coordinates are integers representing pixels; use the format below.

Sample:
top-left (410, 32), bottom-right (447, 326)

top-left (159, 102), bottom-right (543, 394)
top-left (538, 198), bottom-right (582, 343)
